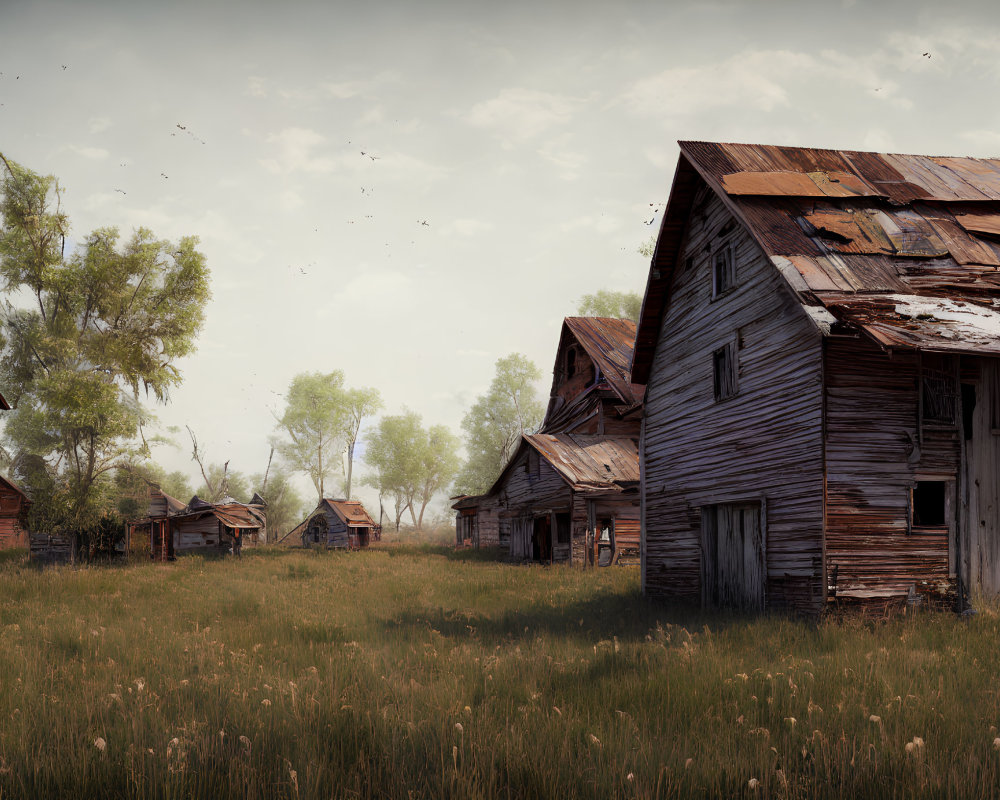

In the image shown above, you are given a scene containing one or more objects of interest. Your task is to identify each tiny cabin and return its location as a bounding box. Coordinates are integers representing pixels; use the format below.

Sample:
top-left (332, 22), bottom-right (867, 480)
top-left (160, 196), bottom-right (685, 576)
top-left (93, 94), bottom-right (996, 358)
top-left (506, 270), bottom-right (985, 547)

top-left (451, 494), bottom-right (500, 548)
top-left (280, 498), bottom-right (379, 549)
top-left (636, 140), bottom-right (1000, 614)
top-left (0, 475), bottom-right (29, 550)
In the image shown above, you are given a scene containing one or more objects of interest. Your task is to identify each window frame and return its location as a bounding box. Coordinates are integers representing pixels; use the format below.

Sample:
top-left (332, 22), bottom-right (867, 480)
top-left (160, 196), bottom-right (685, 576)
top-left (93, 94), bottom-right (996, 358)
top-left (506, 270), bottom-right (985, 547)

top-left (711, 240), bottom-right (737, 298)
top-left (713, 341), bottom-right (738, 402)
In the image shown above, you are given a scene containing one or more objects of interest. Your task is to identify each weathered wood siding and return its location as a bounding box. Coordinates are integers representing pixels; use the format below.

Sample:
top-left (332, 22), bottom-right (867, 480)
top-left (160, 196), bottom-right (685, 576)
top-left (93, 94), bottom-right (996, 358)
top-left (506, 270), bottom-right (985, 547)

top-left (0, 485), bottom-right (27, 549)
top-left (960, 357), bottom-right (1000, 596)
top-left (824, 338), bottom-right (955, 599)
top-left (642, 186), bottom-right (825, 612)
top-left (495, 449), bottom-right (571, 561)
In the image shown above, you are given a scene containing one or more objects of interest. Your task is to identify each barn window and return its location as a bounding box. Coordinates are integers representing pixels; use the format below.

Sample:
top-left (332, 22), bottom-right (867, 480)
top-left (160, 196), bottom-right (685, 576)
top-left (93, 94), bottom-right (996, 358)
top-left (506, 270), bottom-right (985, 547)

top-left (712, 242), bottom-right (736, 297)
top-left (921, 355), bottom-right (957, 424)
top-left (713, 343), bottom-right (738, 401)
top-left (566, 347), bottom-right (577, 379)
top-left (525, 449), bottom-right (540, 479)
top-left (912, 481), bottom-right (946, 527)
top-left (555, 512), bottom-right (570, 544)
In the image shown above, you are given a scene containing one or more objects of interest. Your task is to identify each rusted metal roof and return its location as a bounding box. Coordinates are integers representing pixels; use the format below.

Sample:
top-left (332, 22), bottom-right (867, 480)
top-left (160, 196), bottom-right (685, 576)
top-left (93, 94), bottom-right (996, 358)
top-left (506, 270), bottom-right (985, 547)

top-left (563, 317), bottom-right (643, 405)
top-left (633, 141), bottom-right (1000, 382)
top-left (322, 498), bottom-right (376, 528)
top-left (523, 433), bottom-right (639, 491)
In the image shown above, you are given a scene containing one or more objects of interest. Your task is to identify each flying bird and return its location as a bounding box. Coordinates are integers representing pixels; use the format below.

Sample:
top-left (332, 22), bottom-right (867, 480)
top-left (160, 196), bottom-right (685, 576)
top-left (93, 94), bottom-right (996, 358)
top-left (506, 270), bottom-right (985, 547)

top-left (61, 65), bottom-right (67, 70)
top-left (923, 52), bottom-right (931, 58)
top-left (418, 219), bottom-right (429, 226)
top-left (114, 188), bottom-right (126, 195)
top-left (160, 173), bottom-right (169, 179)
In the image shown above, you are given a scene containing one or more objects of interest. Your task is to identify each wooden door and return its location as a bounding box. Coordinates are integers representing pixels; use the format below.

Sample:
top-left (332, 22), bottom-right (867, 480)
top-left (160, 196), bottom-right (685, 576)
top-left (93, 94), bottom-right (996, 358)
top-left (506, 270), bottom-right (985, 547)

top-left (702, 503), bottom-right (764, 611)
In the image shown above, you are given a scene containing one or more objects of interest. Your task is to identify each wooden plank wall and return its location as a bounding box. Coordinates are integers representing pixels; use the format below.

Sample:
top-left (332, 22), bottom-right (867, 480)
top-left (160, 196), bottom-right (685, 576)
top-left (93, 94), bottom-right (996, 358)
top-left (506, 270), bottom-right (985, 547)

top-left (0, 486), bottom-right (27, 549)
top-left (959, 357), bottom-right (1000, 597)
top-left (824, 338), bottom-right (954, 599)
top-left (642, 186), bottom-right (826, 613)
top-left (494, 450), bottom-right (571, 561)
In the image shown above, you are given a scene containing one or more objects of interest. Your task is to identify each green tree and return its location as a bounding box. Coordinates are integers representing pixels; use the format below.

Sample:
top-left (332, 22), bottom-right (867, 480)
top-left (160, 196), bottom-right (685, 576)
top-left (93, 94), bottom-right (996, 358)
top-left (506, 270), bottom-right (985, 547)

top-left (0, 155), bottom-right (210, 533)
top-left (341, 386), bottom-right (382, 499)
top-left (251, 466), bottom-right (304, 542)
top-left (363, 410), bottom-right (424, 532)
top-left (576, 289), bottom-right (642, 322)
top-left (638, 235), bottom-right (656, 259)
top-left (272, 371), bottom-right (349, 501)
top-left (454, 353), bottom-right (543, 496)
top-left (416, 424), bottom-right (461, 529)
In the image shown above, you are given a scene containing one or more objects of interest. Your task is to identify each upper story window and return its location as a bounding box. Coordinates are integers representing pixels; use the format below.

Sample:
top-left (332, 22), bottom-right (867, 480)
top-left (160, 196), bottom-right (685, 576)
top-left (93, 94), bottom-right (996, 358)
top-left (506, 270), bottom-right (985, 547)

top-left (713, 342), bottom-right (738, 401)
top-left (921, 354), bottom-right (957, 425)
top-left (712, 242), bottom-right (736, 297)
top-left (566, 347), bottom-right (577, 379)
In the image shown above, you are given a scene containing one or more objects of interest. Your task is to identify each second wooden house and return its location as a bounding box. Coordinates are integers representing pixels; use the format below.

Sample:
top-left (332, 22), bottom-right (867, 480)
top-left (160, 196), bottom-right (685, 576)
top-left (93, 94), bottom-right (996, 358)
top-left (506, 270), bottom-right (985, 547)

top-left (456, 317), bottom-right (643, 566)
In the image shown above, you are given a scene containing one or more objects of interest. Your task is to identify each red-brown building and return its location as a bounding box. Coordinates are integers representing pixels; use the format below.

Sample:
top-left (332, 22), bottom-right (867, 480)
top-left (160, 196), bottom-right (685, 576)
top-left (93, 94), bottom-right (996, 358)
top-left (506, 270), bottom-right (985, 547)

top-left (0, 475), bottom-right (29, 549)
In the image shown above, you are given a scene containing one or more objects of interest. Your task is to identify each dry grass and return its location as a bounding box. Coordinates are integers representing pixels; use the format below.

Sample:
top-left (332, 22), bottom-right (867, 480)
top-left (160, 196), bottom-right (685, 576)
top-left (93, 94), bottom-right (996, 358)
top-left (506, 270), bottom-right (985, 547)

top-left (0, 544), bottom-right (999, 798)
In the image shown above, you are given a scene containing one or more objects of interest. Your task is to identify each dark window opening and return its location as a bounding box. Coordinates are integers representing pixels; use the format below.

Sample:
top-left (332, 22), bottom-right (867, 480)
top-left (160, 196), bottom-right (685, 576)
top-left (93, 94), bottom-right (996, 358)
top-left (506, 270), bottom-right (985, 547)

top-left (525, 449), bottom-right (540, 478)
top-left (555, 512), bottom-right (570, 544)
top-left (713, 344), bottom-right (737, 401)
top-left (962, 383), bottom-right (977, 441)
top-left (913, 481), bottom-right (946, 527)
top-left (921, 355), bottom-right (957, 424)
top-left (713, 244), bottom-right (735, 296)
top-left (566, 347), bottom-right (577, 379)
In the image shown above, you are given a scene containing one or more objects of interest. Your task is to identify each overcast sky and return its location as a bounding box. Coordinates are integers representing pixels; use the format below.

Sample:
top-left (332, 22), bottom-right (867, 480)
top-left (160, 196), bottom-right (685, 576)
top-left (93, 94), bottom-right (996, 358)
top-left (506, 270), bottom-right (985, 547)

top-left (3, 0), bottom-right (1000, 519)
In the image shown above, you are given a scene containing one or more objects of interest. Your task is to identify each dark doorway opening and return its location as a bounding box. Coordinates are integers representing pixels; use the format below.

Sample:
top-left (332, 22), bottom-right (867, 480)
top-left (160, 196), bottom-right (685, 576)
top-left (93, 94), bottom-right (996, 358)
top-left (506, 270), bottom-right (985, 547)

top-left (532, 516), bottom-right (551, 562)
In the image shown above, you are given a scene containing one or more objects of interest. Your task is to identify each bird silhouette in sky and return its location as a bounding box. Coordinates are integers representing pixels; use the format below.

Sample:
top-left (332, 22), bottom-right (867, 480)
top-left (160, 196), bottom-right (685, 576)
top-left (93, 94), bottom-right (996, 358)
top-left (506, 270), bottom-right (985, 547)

top-left (418, 220), bottom-right (429, 226)
top-left (923, 52), bottom-right (931, 58)
top-left (114, 188), bottom-right (126, 195)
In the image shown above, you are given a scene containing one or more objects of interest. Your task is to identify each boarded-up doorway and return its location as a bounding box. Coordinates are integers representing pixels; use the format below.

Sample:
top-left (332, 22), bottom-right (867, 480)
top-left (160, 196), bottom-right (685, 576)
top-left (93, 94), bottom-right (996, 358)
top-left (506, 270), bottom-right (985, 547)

top-left (701, 502), bottom-right (764, 611)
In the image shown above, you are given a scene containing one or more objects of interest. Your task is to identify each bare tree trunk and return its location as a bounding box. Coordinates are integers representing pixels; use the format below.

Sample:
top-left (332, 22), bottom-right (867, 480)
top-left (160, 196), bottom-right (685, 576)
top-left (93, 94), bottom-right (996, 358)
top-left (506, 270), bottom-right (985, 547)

top-left (262, 445), bottom-right (273, 495)
top-left (187, 426), bottom-right (216, 498)
top-left (345, 441), bottom-right (354, 499)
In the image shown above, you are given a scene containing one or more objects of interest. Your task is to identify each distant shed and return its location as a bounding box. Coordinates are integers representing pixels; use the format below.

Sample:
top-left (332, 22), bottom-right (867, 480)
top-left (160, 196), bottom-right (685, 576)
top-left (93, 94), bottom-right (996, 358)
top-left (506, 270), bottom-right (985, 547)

top-left (280, 499), bottom-right (380, 549)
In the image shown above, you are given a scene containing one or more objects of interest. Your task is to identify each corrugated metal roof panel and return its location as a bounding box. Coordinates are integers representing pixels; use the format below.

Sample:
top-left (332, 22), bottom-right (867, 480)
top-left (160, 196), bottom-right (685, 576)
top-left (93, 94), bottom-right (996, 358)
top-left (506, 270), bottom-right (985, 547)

top-left (563, 317), bottom-right (640, 405)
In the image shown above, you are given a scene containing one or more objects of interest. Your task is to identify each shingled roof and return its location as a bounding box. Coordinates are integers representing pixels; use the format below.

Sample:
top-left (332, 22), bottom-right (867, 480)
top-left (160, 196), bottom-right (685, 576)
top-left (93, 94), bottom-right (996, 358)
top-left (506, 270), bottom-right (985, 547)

top-left (633, 141), bottom-right (1000, 382)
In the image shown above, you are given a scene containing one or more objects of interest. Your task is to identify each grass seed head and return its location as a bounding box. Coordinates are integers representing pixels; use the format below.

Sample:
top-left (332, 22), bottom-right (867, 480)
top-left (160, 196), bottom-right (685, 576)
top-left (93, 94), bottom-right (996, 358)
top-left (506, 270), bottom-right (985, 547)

top-left (93, 737), bottom-right (106, 753)
top-left (748, 777), bottom-right (760, 790)
top-left (588, 734), bottom-right (601, 747)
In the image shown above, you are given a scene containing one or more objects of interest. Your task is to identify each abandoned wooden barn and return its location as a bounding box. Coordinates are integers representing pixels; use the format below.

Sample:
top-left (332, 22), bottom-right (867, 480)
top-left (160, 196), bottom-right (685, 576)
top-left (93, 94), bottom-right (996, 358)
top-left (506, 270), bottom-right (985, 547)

top-left (131, 489), bottom-right (267, 560)
top-left (279, 498), bottom-right (379, 549)
top-left (459, 317), bottom-right (644, 565)
top-left (635, 140), bottom-right (1000, 614)
top-left (0, 475), bottom-right (29, 550)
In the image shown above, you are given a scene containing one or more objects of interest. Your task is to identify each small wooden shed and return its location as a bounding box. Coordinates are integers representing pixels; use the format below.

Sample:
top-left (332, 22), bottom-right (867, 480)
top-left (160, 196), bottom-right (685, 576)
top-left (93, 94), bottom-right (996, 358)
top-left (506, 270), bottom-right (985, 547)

top-left (0, 475), bottom-right (29, 550)
top-left (280, 499), bottom-right (379, 549)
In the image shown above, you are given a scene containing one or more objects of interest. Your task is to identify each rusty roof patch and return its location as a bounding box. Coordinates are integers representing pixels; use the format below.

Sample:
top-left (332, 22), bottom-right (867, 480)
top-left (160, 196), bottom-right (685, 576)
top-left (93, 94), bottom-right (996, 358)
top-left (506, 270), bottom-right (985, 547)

top-left (562, 317), bottom-right (642, 405)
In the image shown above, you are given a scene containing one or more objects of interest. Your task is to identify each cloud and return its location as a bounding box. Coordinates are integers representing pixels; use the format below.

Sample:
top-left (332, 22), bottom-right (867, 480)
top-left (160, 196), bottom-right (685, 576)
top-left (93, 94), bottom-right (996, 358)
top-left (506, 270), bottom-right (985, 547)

top-left (260, 127), bottom-right (339, 174)
top-left (536, 134), bottom-right (588, 180)
top-left (442, 219), bottom-right (494, 237)
top-left (245, 76), bottom-right (269, 97)
top-left (466, 88), bottom-right (584, 145)
top-left (278, 189), bottom-right (303, 212)
top-left (87, 117), bottom-right (112, 134)
top-left (67, 145), bottom-right (109, 159)
top-left (621, 48), bottom-right (912, 121)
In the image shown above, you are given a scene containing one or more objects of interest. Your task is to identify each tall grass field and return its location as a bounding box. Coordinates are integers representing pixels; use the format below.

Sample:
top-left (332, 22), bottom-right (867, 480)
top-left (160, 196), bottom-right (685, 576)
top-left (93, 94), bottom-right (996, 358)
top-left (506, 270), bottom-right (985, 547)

top-left (1, 544), bottom-right (999, 798)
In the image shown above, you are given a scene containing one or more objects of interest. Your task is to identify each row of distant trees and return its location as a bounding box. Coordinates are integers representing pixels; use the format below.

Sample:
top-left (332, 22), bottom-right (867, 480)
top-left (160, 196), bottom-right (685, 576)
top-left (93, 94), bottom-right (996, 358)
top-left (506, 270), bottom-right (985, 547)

top-left (0, 156), bottom-right (644, 543)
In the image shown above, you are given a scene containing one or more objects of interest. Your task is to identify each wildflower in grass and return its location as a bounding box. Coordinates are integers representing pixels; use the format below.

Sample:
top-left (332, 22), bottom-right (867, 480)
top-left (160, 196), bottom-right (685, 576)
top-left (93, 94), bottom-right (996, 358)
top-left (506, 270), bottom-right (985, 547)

top-left (994, 737), bottom-right (1000, 750)
top-left (219, 730), bottom-right (225, 741)
top-left (93, 737), bottom-right (106, 752)
top-left (912, 737), bottom-right (924, 749)
top-left (685, 758), bottom-right (693, 770)
top-left (736, 673), bottom-right (749, 681)
top-left (239, 735), bottom-right (251, 755)
top-left (588, 734), bottom-right (601, 747)
top-left (785, 717), bottom-right (797, 727)
top-left (748, 777), bottom-right (760, 790)
top-left (262, 699), bottom-right (271, 707)
top-left (464, 705), bottom-right (471, 714)
top-left (905, 742), bottom-right (915, 755)
top-left (455, 722), bottom-right (463, 733)
top-left (553, 706), bottom-right (561, 716)
top-left (626, 772), bottom-right (634, 782)
top-left (135, 678), bottom-right (145, 694)
top-left (869, 715), bottom-right (881, 724)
